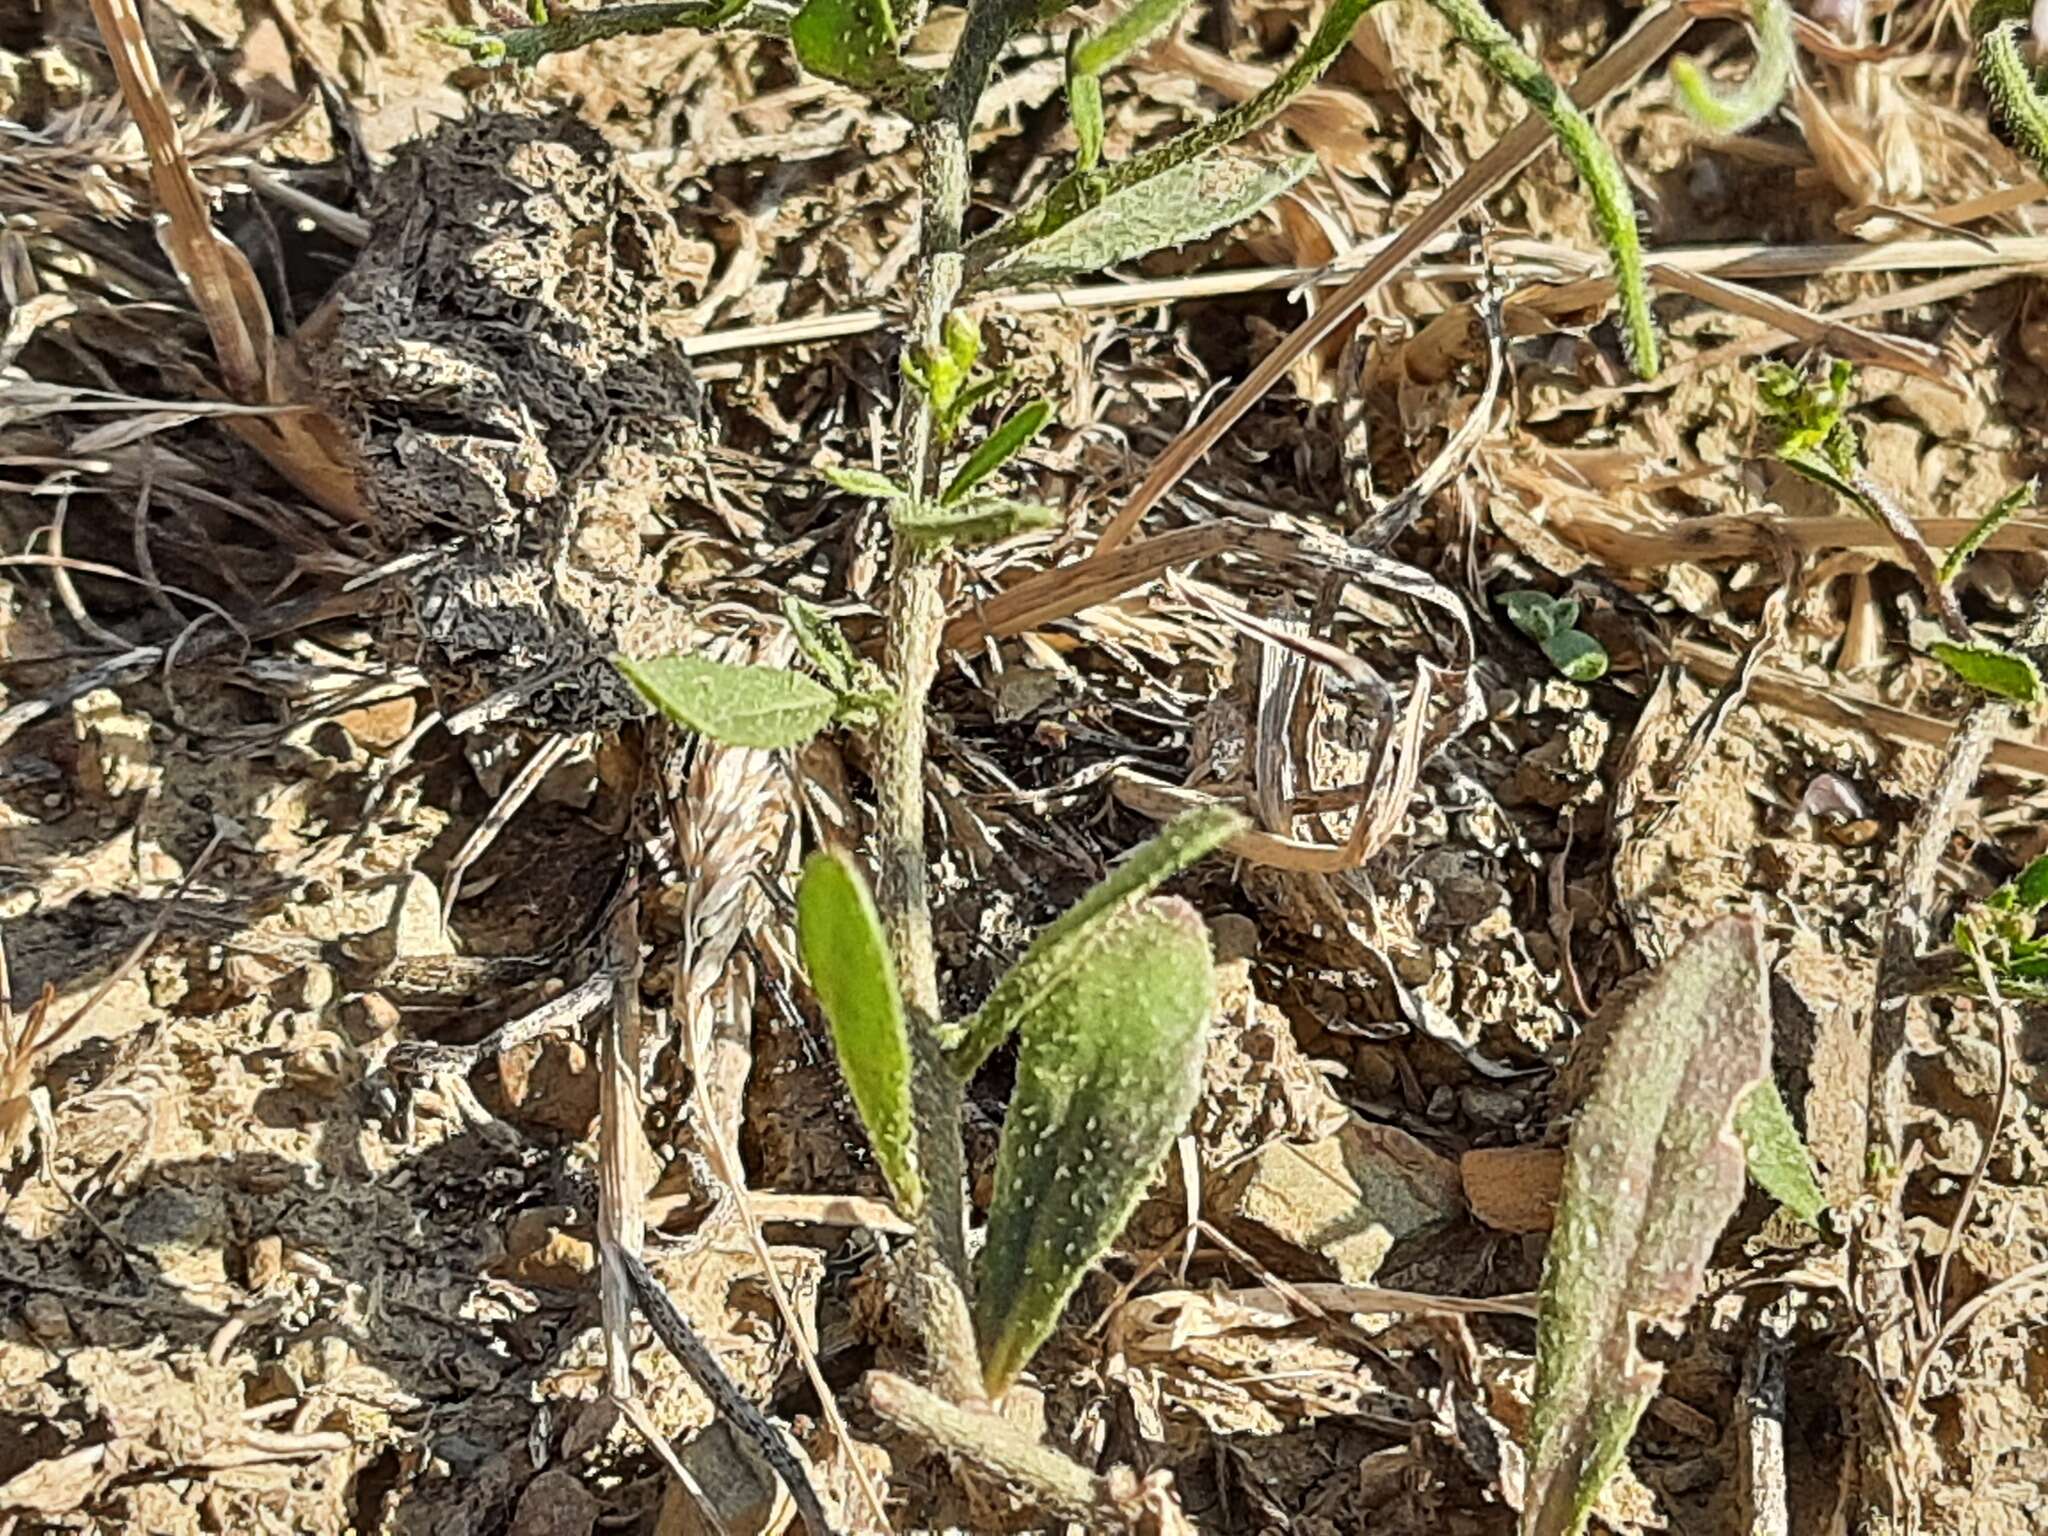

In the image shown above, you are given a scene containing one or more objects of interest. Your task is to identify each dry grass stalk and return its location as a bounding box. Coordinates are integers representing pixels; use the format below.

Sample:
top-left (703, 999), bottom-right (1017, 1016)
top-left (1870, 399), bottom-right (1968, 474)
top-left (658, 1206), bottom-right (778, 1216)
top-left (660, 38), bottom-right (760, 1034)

top-left (80, 0), bottom-right (364, 523)
top-left (661, 637), bottom-right (892, 1533)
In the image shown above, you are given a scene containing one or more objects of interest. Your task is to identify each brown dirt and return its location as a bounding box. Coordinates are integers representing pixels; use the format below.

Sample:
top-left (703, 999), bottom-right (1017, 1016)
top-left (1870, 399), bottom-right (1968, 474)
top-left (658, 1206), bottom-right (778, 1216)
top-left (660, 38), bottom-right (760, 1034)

top-left (4, 1), bottom-right (2048, 1534)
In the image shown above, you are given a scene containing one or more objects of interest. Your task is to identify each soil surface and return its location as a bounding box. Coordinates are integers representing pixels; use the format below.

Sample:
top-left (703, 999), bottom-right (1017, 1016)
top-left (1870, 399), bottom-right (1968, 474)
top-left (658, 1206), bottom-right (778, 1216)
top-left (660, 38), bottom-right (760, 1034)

top-left (4, 2), bottom-right (2048, 1534)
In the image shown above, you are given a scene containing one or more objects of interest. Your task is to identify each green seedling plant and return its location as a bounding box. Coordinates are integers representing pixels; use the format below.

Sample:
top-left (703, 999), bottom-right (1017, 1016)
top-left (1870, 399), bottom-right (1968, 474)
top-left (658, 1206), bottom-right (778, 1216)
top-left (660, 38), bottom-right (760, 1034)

top-left (1973, 0), bottom-right (2048, 178)
top-left (421, 0), bottom-right (1822, 1520)
top-left (1951, 853), bottom-right (2048, 1001)
top-left (1525, 916), bottom-right (1822, 1536)
top-left (1500, 589), bottom-right (1609, 682)
top-left (1759, 360), bottom-right (2045, 706)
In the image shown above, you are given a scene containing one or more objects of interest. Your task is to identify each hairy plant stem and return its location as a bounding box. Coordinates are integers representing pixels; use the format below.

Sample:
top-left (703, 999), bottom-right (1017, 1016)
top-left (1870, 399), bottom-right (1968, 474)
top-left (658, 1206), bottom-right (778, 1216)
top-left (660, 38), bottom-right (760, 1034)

top-left (873, 106), bottom-right (983, 1404)
top-left (434, 0), bottom-right (794, 65)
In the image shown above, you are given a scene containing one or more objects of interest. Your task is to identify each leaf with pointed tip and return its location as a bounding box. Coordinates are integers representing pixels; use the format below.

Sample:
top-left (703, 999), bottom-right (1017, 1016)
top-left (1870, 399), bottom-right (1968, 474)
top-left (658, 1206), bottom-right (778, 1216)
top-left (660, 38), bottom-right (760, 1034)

top-left (796, 851), bottom-right (923, 1215)
top-left (942, 399), bottom-right (1053, 506)
top-left (823, 465), bottom-right (909, 500)
top-left (783, 596), bottom-right (861, 695)
top-left (1067, 66), bottom-right (1105, 171)
top-left (790, 0), bottom-right (897, 82)
top-left (1999, 853), bottom-right (2048, 914)
top-left (1929, 641), bottom-right (2045, 705)
top-left (1669, 0), bottom-right (1793, 134)
top-left (1735, 1081), bottom-right (1826, 1227)
top-left (987, 150), bottom-right (1314, 288)
top-left (976, 896), bottom-right (1214, 1394)
top-left (951, 805), bottom-right (1244, 1075)
top-left (1542, 628), bottom-right (1609, 684)
top-left (1940, 480), bottom-right (2032, 583)
top-left (897, 497), bottom-right (1059, 550)
top-left (614, 654), bottom-right (838, 750)
top-left (1501, 590), bottom-right (1569, 643)
top-left (1525, 916), bottom-right (1771, 1536)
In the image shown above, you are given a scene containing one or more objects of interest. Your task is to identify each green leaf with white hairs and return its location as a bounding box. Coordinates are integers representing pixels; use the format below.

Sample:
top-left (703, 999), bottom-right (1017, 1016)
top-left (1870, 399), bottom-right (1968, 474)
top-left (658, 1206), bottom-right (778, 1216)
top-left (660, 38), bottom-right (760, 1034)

top-left (1942, 480), bottom-right (2033, 583)
top-left (788, 0), bottom-right (934, 114)
top-left (823, 464), bottom-right (909, 500)
top-left (985, 150), bottom-right (1314, 288)
top-left (1670, 0), bottom-right (1794, 134)
top-left (1997, 853), bottom-right (2048, 914)
top-left (942, 399), bottom-right (1053, 505)
top-left (1501, 590), bottom-right (1571, 643)
top-left (797, 851), bottom-right (923, 1215)
top-left (1067, 66), bottom-right (1105, 170)
top-left (951, 806), bottom-right (1244, 1075)
top-left (1066, 0), bottom-right (1196, 169)
top-left (1542, 628), bottom-right (1609, 683)
top-left (896, 497), bottom-right (1060, 550)
top-left (1930, 642), bottom-right (2045, 705)
top-left (1735, 1081), bottom-right (1826, 1227)
top-left (790, 0), bottom-right (896, 80)
top-left (1525, 916), bottom-right (1771, 1536)
top-left (614, 654), bottom-right (838, 750)
top-left (975, 895), bottom-right (1215, 1395)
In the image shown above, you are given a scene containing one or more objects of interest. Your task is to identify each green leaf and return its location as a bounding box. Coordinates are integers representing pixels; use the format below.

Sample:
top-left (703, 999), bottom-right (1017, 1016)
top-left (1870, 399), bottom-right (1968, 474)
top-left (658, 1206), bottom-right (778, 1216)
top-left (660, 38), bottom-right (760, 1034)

top-left (822, 464), bottom-right (909, 500)
top-left (614, 654), bottom-right (838, 750)
top-left (1735, 1081), bottom-right (1827, 1227)
top-left (782, 596), bottom-right (858, 693)
top-left (1976, 0), bottom-right (2048, 181)
top-left (986, 150), bottom-right (1315, 288)
top-left (796, 852), bottom-right (923, 1215)
top-left (789, 0), bottom-right (897, 82)
top-left (1501, 589), bottom-right (1569, 643)
top-left (1526, 916), bottom-right (1771, 1536)
top-left (896, 497), bottom-right (1060, 550)
top-left (1542, 628), bottom-right (1610, 684)
top-left (1067, 66), bottom-right (1105, 172)
top-left (951, 806), bottom-right (1244, 1075)
top-left (1930, 641), bottom-right (2045, 705)
top-left (943, 310), bottom-right (981, 376)
top-left (942, 399), bottom-right (1053, 505)
top-left (2004, 853), bottom-right (2048, 914)
top-left (1940, 480), bottom-right (2032, 584)
top-left (1070, 0), bottom-right (1196, 77)
top-left (1669, 0), bottom-right (1793, 134)
top-left (975, 896), bottom-right (1214, 1394)
top-left (1066, 0), bottom-right (1195, 171)
top-left (787, 0), bottom-right (933, 113)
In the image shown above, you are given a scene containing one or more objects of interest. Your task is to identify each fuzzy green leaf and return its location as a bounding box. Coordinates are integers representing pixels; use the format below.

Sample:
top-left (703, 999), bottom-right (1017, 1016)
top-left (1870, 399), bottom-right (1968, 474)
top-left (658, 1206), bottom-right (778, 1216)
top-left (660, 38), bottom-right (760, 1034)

top-left (1670, 0), bottom-right (1793, 134)
top-left (1940, 480), bottom-right (2031, 583)
top-left (2002, 853), bottom-right (2048, 914)
top-left (1735, 1081), bottom-right (1827, 1227)
top-left (789, 0), bottom-right (897, 82)
top-left (1068, 66), bottom-right (1106, 171)
top-left (796, 851), bottom-right (923, 1215)
top-left (1542, 628), bottom-right (1610, 683)
top-left (1975, 0), bottom-right (2048, 180)
top-left (1502, 590), bottom-right (1570, 643)
top-left (976, 896), bottom-right (1214, 1394)
top-left (987, 150), bottom-right (1315, 287)
top-left (1929, 641), bottom-right (2045, 705)
top-left (822, 464), bottom-right (909, 500)
top-left (614, 654), bottom-right (839, 749)
top-left (942, 399), bottom-right (1054, 505)
top-left (951, 805), bottom-right (1245, 1075)
top-left (1526, 916), bottom-right (1771, 1536)
top-left (896, 497), bottom-right (1060, 550)
top-left (1070, 0), bottom-right (1196, 77)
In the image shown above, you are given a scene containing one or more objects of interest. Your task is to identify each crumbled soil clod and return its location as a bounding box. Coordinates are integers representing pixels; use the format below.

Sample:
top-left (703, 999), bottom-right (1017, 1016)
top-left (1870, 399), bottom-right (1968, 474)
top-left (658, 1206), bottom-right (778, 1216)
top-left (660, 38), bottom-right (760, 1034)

top-left (313, 111), bottom-right (716, 731)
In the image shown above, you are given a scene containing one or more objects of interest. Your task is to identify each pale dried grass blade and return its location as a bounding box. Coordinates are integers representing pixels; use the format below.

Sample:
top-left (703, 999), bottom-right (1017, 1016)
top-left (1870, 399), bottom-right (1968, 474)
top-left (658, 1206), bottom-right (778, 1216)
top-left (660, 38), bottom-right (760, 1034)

top-left (80, 0), bottom-right (365, 522)
top-left (1645, 262), bottom-right (1956, 387)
